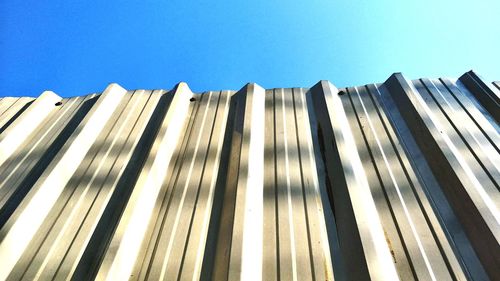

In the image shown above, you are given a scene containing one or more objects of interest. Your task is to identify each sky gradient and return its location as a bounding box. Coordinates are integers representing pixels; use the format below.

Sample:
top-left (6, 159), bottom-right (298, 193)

top-left (1, 0), bottom-right (499, 97)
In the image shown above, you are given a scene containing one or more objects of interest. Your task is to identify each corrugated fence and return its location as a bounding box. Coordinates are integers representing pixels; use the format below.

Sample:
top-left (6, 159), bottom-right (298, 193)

top-left (0, 71), bottom-right (498, 280)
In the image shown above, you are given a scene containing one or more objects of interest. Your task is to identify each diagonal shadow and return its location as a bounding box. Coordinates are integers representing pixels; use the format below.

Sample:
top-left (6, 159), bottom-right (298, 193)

top-left (0, 97), bottom-right (98, 228)
top-left (0, 100), bottom-right (33, 135)
top-left (71, 90), bottom-right (177, 281)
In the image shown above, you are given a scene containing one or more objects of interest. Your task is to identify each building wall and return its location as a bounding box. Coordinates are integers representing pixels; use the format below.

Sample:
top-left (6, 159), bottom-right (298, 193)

top-left (0, 71), bottom-right (498, 280)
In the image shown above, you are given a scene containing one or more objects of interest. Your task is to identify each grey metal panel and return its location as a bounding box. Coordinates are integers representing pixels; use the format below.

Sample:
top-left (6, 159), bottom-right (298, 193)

top-left (459, 71), bottom-right (500, 123)
top-left (0, 97), bottom-right (34, 134)
top-left (385, 74), bottom-right (499, 280)
top-left (0, 72), bottom-right (498, 281)
top-left (493, 81), bottom-right (500, 91)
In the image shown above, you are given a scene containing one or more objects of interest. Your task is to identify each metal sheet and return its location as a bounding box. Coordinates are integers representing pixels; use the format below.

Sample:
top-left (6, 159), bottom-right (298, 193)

top-left (0, 71), bottom-right (498, 281)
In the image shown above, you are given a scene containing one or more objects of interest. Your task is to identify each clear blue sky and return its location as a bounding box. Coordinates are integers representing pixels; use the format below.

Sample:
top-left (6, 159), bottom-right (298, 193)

top-left (1, 0), bottom-right (499, 97)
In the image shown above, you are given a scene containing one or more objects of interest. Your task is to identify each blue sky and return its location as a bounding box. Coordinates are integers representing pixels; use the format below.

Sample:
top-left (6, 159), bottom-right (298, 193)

top-left (1, 0), bottom-right (499, 97)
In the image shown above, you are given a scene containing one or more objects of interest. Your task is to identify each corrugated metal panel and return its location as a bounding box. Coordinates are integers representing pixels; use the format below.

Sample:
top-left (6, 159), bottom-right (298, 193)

top-left (0, 71), bottom-right (498, 281)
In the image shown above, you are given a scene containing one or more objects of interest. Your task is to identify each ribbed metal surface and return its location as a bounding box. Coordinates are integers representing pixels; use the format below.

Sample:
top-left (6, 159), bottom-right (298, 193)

top-left (0, 71), bottom-right (498, 281)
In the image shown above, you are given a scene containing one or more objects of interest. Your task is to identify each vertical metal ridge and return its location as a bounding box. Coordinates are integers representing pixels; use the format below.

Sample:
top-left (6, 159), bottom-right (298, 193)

top-left (0, 96), bottom-right (83, 223)
top-left (0, 96), bottom-right (81, 174)
top-left (227, 83), bottom-right (265, 281)
top-left (0, 83), bottom-right (126, 281)
top-left (310, 80), bottom-right (399, 281)
top-left (384, 73), bottom-right (500, 280)
top-left (290, 87), bottom-right (334, 281)
top-left (311, 81), bottom-right (369, 281)
top-left (0, 97), bottom-right (34, 134)
top-left (493, 81), bottom-right (500, 91)
top-left (55, 90), bottom-right (160, 280)
top-left (262, 88), bottom-right (279, 281)
top-left (0, 91), bottom-right (61, 167)
top-left (73, 88), bottom-right (192, 280)
top-left (0, 98), bottom-right (28, 121)
top-left (350, 84), bottom-right (470, 280)
top-left (439, 78), bottom-right (500, 153)
top-left (373, 82), bottom-right (490, 280)
top-left (11, 93), bottom-right (144, 280)
top-left (346, 85), bottom-right (418, 280)
top-left (0, 95), bottom-right (98, 230)
top-left (458, 71), bottom-right (500, 123)
top-left (133, 89), bottom-right (203, 281)
top-left (177, 90), bottom-right (231, 280)
top-left (210, 83), bottom-right (265, 281)
top-left (0, 74), bottom-right (497, 281)
top-left (94, 83), bottom-right (192, 281)
top-left (417, 78), bottom-right (499, 190)
top-left (0, 98), bottom-right (15, 117)
top-left (365, 83), bottom-right (470, 280)
top-left (274, 88), bottom-right (297, 281)
top-left (305, 85), bottom-right (346, 281)
top-left (137, 90), bottom-right (220, 280)
top-left (268, 87), bottom-right (334, 281)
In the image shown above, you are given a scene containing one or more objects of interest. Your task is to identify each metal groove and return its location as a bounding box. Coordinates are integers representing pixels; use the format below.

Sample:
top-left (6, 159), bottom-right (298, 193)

top-left (0, 72), bottom-right (498, 281)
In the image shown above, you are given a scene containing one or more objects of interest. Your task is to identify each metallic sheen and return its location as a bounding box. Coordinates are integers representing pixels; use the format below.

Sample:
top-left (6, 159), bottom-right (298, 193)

top-left (0, 71), bottom-right (498, 281)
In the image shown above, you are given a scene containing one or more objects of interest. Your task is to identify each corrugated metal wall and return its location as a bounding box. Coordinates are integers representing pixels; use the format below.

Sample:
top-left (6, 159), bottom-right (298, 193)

top-left (0, 71), bottom-right (498, 281)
